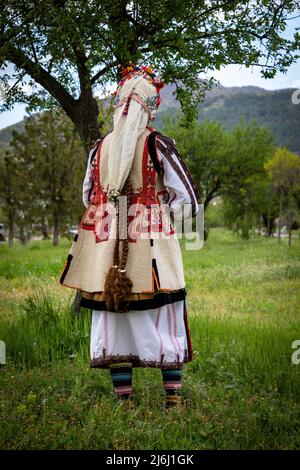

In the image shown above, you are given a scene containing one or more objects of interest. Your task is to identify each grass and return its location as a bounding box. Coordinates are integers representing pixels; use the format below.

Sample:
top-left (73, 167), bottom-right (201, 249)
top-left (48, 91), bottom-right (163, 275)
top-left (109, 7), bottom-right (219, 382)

top-left (0, 228), bottom-right (299, 449)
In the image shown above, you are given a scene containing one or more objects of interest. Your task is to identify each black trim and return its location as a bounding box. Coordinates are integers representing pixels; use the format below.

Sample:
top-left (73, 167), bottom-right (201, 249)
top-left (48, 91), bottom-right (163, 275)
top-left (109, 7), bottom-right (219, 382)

top-left (87, 132), bottom-right (112, 204)
top-left (148, 131), bottom-right (162, 175)
top-left (90, 143), bottom-right (99, 164)
top-left (59, 254), bottom-right (73, 284)
top-left (91, 354), bottom-right (187, 369)
top-left (87, 144), bottom-right (100, 203)
top-left (80, 288), bottom-right (187, 311)
top-left (156, 135), bottom-right (200, 217)
top-left (183, 298), bottom-right (193, 361)
top-left (152, 258), bottom-right (161, 289)
top-left (73, 234), bottom-right (78, 242)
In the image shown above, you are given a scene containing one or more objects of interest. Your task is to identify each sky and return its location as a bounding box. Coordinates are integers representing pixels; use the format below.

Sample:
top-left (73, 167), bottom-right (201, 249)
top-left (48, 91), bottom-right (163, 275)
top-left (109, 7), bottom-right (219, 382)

top-left (0, 18), bottom-right (299, 130)
top-left (212, 61), bottom-right (299, 90)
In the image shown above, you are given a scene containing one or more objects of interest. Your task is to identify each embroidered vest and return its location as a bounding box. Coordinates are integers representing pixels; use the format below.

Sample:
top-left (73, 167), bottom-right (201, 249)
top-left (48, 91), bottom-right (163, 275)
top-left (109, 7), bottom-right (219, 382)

top-left (79, 128), bottom-right (175, 243)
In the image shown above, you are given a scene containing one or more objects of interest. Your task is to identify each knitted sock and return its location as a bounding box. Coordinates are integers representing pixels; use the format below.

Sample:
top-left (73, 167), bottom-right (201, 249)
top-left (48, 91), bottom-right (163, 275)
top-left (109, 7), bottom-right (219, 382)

top-left (161, 368), bottom-right (182, 408)
top-left (109, 362), bottom-right (133, 399)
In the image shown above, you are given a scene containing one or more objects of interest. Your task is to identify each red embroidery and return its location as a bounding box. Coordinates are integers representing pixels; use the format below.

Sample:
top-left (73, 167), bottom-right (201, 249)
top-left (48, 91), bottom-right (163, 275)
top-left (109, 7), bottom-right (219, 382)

top-left (80, 135), bottom-right (175, 241)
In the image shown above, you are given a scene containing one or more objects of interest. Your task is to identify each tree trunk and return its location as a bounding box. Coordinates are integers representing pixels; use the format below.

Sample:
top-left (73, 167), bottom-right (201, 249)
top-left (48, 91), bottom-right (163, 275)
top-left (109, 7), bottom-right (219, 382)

top-left (42, 219), bottom-right (49, 239)
top-left (19, 225), bottom-right (26, 245)
top-left (288, 225), bottom-right (292, 247)
top-left (241, 205), bottom-right (249, 240)
top-left (53, 214), bottom-right (59, 246)
top-left (8, 218), bottom-right (14, 248)
top-left (262, 213), bottom-right (274, 237)
top-left (74, 92), bottom-right (101, 153)
top-left (287, 207), bottom-right (292, 247)
top-left (256, 216), bottom-right (262, 237)
top-left (278, 189), bottom-right (284, 243)
top-left (267, 192), bottom-right (272, 237)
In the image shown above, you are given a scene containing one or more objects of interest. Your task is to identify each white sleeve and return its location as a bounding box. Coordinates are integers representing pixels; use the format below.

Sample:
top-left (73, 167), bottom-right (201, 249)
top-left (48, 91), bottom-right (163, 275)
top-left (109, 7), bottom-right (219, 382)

top-left (82, 148), bottom-right (95, 208)
top-left (156, 145), bottom-right (200, 219)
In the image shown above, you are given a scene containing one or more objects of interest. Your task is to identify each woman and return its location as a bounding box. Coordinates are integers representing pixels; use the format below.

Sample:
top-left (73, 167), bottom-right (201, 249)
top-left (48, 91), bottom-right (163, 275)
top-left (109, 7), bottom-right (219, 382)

top-left (59, 65), bottom-right (200, 409)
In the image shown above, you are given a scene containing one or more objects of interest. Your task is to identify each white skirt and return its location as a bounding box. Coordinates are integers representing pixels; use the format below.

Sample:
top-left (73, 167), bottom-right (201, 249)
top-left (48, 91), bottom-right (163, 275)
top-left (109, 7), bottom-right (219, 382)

top-left (90, 300), bottom-right (193, 369)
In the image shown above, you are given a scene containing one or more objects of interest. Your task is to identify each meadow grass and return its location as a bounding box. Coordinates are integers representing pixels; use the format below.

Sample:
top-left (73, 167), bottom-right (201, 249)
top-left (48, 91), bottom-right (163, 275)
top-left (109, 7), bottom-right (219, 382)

top-left (0, 228), bottom-right (299, 449)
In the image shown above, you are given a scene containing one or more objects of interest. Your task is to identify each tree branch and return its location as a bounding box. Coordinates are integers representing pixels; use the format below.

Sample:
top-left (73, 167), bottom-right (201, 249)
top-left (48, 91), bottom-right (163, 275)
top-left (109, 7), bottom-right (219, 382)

top-left (91, 60), bottom-right (119, 85)
top-left (71, 44), bottom-right (91, 96)
top-left (3, 44), bottom-right (77, 118)
top-left (6, 72), bottom-right (27, 98)
top-left (204, 184), bottom-right (222, 209)
top-left (198, 0), bottom-right (240, 19)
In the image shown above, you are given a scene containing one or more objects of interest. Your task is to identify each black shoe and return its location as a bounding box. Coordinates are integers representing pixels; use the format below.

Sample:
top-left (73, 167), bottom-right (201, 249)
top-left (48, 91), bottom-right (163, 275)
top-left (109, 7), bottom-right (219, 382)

top-left (115, 394), bottom-right (134, 409)
top-left (164, 401), bottom-right (181, 411)
top-left (117, 393), bottom-right (131, 400)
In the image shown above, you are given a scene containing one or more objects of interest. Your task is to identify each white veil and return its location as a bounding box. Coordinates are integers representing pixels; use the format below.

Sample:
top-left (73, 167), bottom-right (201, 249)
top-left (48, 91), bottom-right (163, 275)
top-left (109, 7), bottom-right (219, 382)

top-left (107, 74), bottom-right (159, 194)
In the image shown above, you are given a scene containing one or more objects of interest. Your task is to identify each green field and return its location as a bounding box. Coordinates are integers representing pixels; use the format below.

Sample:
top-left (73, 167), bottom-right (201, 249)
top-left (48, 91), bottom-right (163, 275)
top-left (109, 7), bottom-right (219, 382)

top-left (0, 228), bottom-right (299, 450)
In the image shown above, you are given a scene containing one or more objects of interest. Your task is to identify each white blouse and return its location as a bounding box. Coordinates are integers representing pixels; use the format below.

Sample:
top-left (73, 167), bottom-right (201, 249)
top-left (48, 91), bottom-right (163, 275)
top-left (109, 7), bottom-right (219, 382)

top-left (82, 137), bottom-right (199, 219)
top-left (82, 146), bottom-right (97, 208)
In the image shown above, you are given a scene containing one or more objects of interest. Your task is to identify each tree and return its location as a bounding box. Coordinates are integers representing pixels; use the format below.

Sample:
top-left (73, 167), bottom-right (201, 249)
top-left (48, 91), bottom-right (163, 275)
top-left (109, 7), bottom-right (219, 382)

top-left (0, 152), bottom-right (18, 246)
top-left (0, 141), bottom-right (39, 246)
top-left (1, 1), bottom-right (299, 151)
top-left (265, 148), bottom-right (300, 246)
top-left (221, 119), bottom-right (275, 238)
top-left (162, 118), bottom-right (231, 209)
top-left (162, 117), bottom-right (275, 238)
top-left (4, 109), bottom-right (86, 245)
top-left (254, 178), bottom-right (279, 237)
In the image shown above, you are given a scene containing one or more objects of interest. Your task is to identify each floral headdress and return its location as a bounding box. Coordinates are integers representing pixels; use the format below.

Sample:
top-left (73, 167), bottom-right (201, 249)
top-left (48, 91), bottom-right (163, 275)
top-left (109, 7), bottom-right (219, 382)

top-left (104, 64), bottom-right (164, 207)
top-left (112, 64), bottom-right (164, 122)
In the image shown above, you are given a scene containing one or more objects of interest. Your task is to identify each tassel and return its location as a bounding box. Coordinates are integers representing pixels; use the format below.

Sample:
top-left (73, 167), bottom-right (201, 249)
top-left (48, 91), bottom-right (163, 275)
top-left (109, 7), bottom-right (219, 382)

top-left (113, 266), bottom-right (133, 313)
top-left (123, 95), bottom-right (132, 115)
top-left (102, 264), bottom-right (119, 311)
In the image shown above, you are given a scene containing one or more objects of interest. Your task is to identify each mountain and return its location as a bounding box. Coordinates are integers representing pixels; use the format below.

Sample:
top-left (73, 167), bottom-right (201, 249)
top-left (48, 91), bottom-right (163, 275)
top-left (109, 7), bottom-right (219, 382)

top-left (0, 120), bottom-right (25, 152)
top-left (156, 84), bottom-right (300, 152)
top-left (0, 84), bottom-right (299, 152)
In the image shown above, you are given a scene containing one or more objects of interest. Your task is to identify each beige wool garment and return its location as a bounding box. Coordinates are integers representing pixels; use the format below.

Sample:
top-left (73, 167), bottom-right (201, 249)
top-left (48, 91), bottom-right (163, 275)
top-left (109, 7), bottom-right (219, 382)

top-left (60, 72), bottom-right (200, 296)
top-left (60, 128), bottom-right (188, 294)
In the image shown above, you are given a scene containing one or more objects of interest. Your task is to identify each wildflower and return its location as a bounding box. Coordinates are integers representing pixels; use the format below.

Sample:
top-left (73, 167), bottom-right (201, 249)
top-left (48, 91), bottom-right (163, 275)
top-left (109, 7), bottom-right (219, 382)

top-left (16, 403), bottom-right (27, 414)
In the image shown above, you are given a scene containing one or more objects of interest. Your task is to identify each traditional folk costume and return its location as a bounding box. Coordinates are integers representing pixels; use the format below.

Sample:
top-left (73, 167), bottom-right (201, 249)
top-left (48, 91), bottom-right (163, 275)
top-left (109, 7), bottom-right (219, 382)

top-left (59, 65), bottom-right (200, 407)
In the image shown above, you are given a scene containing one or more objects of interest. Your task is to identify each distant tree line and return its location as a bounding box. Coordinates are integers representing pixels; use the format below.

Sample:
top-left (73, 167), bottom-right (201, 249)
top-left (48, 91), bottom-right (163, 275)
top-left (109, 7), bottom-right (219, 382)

top-left (0, 110), bottom-right (299, 247)
top-left (0, 109), bottom-right (86, 246)
top-left (162, 116), bottom-right (300, 245)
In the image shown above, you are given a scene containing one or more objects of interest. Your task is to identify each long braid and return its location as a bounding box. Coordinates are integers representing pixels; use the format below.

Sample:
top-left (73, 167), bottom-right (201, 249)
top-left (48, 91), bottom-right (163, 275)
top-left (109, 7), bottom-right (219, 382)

top-left (102, 214), bottom-right (120, 311)
top-left (113, 179), bottom-right (133, 312)
top-left (102, 177), bottom-right (133, 312)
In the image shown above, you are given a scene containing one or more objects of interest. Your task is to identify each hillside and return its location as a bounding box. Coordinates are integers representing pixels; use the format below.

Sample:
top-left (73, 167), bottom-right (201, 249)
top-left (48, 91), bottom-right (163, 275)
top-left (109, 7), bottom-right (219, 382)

top-left (0, 84), bottom-right (299, 152)
top-left (0, 120), bottom-right (25, 152)
top-left (157, 84), bottom-right (300, 152)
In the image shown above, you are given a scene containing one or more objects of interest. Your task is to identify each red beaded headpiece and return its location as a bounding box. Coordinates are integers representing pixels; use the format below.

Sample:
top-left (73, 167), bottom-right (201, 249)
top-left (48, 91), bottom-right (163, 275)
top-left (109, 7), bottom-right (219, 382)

top-left (113, 64), bottom-right (164, 121)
